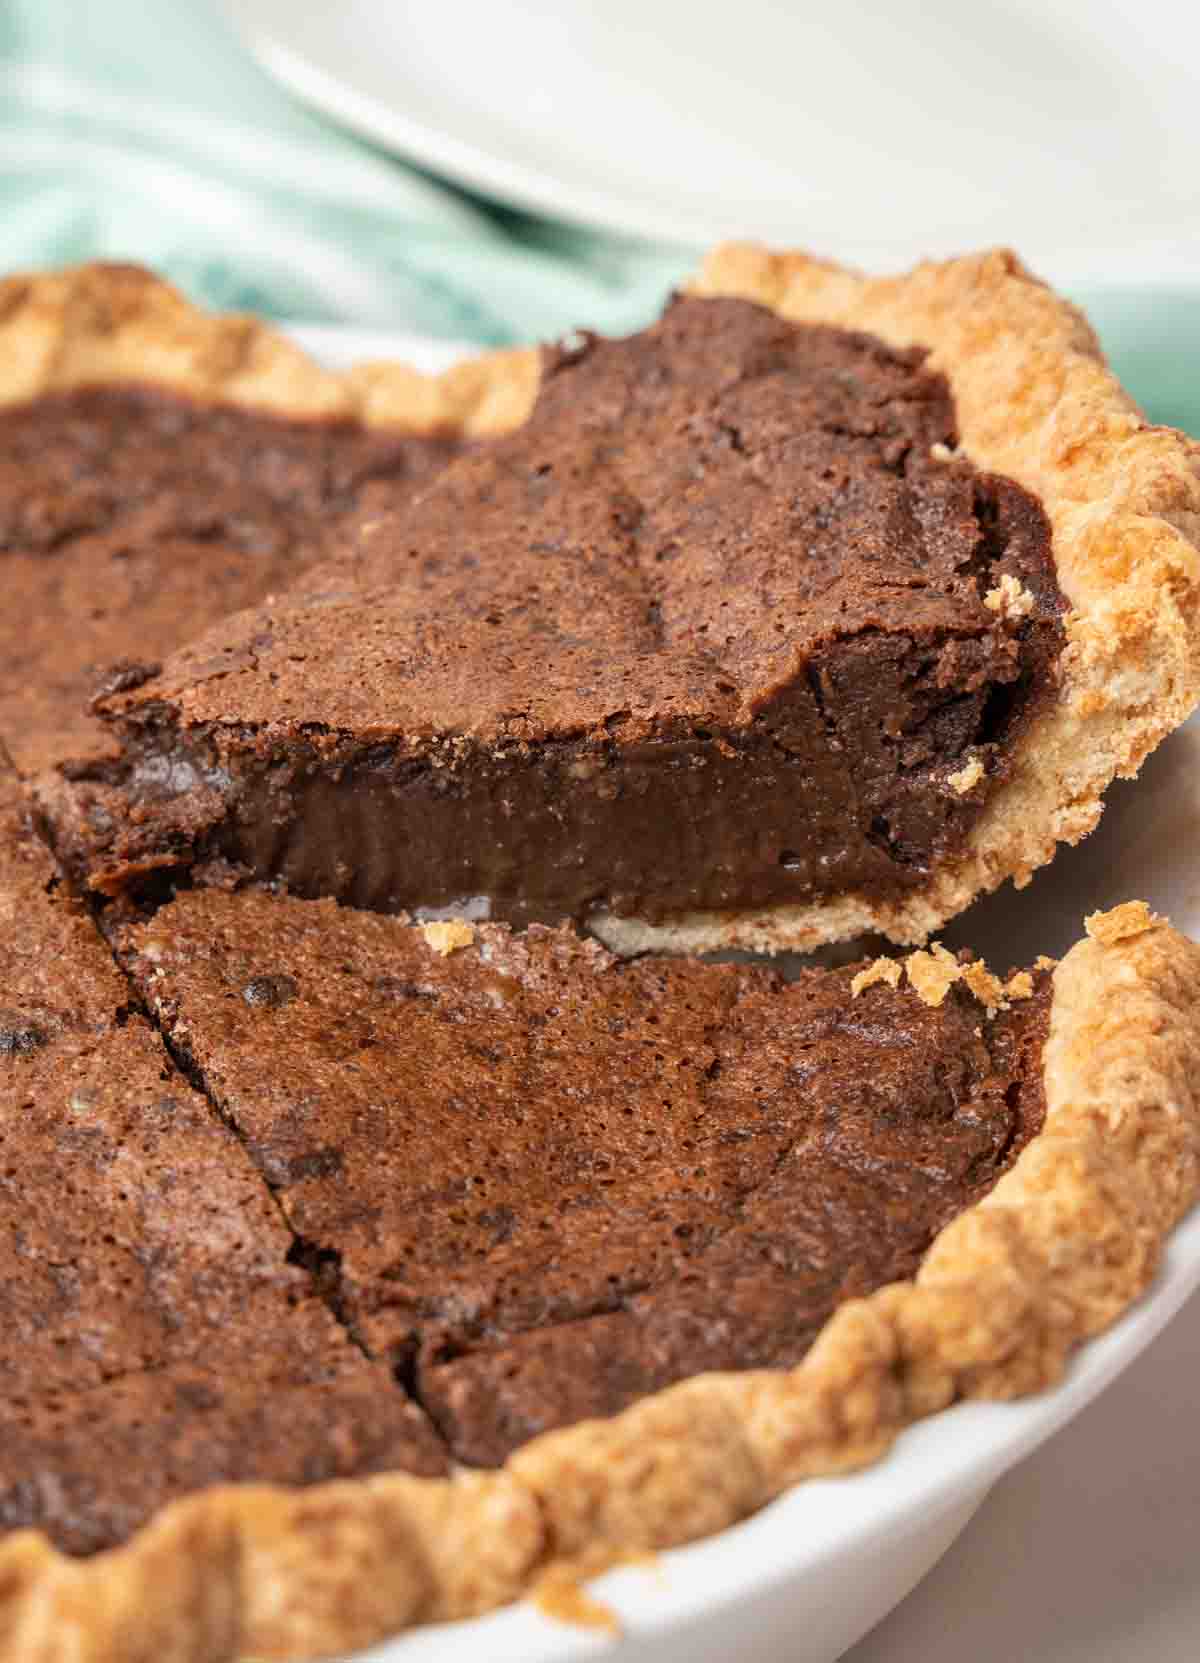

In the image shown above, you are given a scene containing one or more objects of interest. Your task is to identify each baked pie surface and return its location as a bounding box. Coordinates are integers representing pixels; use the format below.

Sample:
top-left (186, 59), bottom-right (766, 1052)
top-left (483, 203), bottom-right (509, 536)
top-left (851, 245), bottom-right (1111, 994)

top-left (0, 755), bottom-right (447, 1543)
top-left (0, 261), bottom-right (1196, 1660)
top-left (114, 888), bottom-right (1053, 1470)
top-left (32, 250), bottom-right (1200, 956)
top-left (0, 261), bottom-right (535, 783)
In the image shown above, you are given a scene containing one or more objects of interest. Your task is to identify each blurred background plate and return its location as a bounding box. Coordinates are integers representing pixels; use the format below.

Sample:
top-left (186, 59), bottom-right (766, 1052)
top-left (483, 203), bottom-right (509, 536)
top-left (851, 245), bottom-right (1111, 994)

top-left (231, 0), bottom-right (1200, 287)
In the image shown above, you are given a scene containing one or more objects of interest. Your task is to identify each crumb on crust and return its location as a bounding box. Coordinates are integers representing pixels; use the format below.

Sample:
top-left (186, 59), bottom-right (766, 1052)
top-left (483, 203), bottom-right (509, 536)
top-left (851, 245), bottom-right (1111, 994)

top-left (850, 957), bottom-right (903, 996)
top-left (983, 572), bottom-right (1037, 623)
top-left (903, 942), bottom-right (961, 1007)
top-left (1035, 954), bottom-right (1058, 971)
top-left (531, 1563), bottom-right (621, 1635)
top-left (1085, 900), bottom-right (1158, 945)
top-left (420, 920), bottom-right (476, 956)
top-left (960, 960), bottom-right (1009, 1014)
top-left (904, 944), bottom-right (1032, 1014)
top-left (947, 755), bottom-right (985, 795)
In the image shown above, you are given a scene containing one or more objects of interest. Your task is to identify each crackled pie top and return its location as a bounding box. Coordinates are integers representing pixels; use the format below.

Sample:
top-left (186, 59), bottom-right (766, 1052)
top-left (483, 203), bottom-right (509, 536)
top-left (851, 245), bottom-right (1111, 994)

top-left (0, 764), bottom-right (444, 1557)
top-left (0, 717), bottom-right (1055, 1559)
top-left (0, 259), bottom-right (535, 786)
top-left (0, 387), bottom-right (468, 781)
top-left (3, 734), bottom-right (1052, 1556)
top-left (119, 890), bottom-right (1052, 1471)
top-left (1, 253), bottom-right (1199, 1663)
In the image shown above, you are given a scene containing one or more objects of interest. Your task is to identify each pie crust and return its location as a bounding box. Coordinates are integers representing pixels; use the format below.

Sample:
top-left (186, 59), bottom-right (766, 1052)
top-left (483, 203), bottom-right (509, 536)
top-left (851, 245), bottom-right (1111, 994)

top-left (2, 261), bottom-right (1199, 1655)
top-left (0, 260), bottom-right (539, 438)
top-left (1, 902), bottom-right (1196, 1659)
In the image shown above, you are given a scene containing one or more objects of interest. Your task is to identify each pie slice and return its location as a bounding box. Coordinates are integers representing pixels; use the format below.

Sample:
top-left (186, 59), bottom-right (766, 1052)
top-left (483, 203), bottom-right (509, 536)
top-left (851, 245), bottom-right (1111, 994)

top-left (43, 248), bottom-right (1200, 953)
top-left (2, 876), bottom-right (1189, 1658)
top-left (0, 262), bottom-right (534, 783)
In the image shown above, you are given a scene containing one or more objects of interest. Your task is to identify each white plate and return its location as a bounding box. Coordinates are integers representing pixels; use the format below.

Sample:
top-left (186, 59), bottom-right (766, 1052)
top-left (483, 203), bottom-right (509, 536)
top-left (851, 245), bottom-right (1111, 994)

top-left (234, 0), bottom-right (1200, 286)
top-left (291, 324), bottom-right (1200, 1663)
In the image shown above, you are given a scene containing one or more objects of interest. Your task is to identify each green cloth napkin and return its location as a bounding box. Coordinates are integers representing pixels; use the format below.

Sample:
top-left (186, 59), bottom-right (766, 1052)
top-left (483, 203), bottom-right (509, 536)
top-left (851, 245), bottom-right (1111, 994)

top-left (1, 0), bottom-right (1196, 435)
top-left (0, 0), bottom-right (693, 347)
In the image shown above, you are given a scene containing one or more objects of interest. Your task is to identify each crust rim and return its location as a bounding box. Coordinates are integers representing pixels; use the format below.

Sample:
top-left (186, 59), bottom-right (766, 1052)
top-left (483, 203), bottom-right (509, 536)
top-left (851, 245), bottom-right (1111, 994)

top-left (2, 905), bottom-right (1197, 1658)
top-left (0, 260), bottom-right (540, 438)
top-left (5, 257), bottom-right (1200, 1653)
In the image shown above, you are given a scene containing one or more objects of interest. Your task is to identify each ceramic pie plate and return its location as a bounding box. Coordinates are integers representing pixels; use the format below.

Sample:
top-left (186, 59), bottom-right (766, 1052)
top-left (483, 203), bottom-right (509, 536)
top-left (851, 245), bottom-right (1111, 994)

top-left (275, 324), bottom-right (1200, 1662)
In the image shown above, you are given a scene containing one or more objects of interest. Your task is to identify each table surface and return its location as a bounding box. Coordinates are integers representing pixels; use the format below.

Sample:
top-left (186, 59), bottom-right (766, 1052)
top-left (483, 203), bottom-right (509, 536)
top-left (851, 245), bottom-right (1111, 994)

top-left (846, 1285), bottom-right (1200, 1662)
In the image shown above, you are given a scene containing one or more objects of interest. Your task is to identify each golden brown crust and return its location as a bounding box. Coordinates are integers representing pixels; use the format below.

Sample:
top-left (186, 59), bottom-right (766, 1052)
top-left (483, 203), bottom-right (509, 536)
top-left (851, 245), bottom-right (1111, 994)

top-left (3, 257), bottom-right (1198, 1652)
top-left (0, 261), bottom-right (539, 437)
top-left (3, 905), bottom-right (1197, 1659)
top-left (0, 1472), bottom-right (544, 1661)
top-left (595, 244), bottom-right (1200, 956)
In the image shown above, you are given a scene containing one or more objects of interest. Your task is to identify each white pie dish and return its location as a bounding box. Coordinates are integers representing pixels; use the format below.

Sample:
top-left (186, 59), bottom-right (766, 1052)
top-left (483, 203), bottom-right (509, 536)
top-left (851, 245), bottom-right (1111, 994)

top-left (286, 324), bottom-right (1200, 1663)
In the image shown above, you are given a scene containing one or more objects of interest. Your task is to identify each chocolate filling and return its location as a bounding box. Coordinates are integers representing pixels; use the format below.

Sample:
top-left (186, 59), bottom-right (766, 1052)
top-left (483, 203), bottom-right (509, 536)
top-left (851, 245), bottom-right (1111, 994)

top-left (0, 1360), bottom-right (445, 1556)
top-left (59, 296), bottom-right (1064, 928)
top-left (119, 893), bottom-right (1052, 1470)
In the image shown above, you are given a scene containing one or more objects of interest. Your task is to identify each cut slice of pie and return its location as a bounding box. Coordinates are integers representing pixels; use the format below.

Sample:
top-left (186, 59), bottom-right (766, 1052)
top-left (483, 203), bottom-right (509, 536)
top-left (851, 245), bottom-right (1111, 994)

top-left (43, 248), bottom-right (1200, 953)
top-left (3, 874), bottom-right (1192, 1659)
top-left (0, 261), bottom-right (535, 784)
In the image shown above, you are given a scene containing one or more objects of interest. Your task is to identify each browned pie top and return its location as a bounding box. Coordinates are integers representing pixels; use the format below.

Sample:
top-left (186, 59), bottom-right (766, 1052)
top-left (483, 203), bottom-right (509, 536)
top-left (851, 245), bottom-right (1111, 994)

top-left (0, 741), bottom-right (1053, 1559)
top-left (120, 892), bottom-right (1051, 1469)
top-left (0, 764), bottom-right (444, 1555)
top-left (110, 296), bottom-right (1062, 740)
top-left (0, 386), bottom-right (468, 779)
top-left (0, 278), bottom-right (1064, 1573)
top-left (0, 253), bottom-right (1196, 1663)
